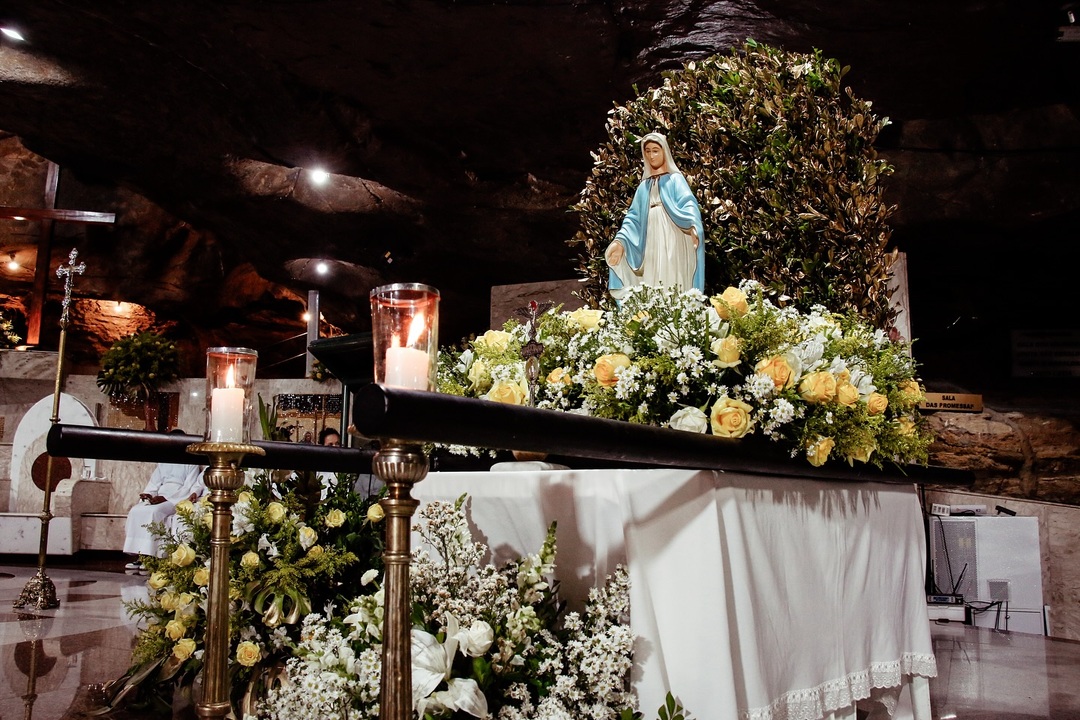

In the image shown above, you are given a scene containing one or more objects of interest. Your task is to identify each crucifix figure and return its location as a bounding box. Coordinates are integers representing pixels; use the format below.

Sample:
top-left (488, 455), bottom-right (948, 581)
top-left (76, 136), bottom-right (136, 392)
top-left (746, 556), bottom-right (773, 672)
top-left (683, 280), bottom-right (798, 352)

top-left (513, 300), bottom-right (555, 407)
top-left (56, 247), bottom-right (86, 327)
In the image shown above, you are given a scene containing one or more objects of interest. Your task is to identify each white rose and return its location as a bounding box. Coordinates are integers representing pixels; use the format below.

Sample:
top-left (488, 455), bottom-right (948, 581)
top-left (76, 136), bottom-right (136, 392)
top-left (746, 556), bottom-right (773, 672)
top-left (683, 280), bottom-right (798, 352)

top-left (668, 406), bottom-right (709, 433)
top-left (455, 619), bottom-right (495, 657)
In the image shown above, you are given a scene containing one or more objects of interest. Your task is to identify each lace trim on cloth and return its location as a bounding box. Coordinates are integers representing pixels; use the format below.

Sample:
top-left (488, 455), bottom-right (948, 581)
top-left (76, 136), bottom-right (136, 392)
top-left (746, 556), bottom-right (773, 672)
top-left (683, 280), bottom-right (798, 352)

top-left (741, 653), bottom-right (938, 720)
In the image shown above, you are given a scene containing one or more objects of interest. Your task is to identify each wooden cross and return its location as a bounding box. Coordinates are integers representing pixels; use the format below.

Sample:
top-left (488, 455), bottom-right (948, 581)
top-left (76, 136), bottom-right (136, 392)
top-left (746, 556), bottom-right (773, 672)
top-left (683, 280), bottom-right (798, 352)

top-left (0, 160), bottom-right (115, 344)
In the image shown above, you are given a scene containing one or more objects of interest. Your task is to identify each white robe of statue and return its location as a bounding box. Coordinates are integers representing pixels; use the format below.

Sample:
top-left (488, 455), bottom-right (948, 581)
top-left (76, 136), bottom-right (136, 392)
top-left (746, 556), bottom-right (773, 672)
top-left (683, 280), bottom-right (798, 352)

top-left (123, 462), bottom-right (206, 557)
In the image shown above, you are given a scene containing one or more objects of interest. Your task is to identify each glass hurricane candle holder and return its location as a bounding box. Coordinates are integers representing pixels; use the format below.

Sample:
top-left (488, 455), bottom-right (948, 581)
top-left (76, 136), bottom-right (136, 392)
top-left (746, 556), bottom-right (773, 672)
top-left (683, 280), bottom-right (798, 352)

top-left (370, 283), bottom-right (439, 391)
top-left (204, 347), bottom-right (258, 443)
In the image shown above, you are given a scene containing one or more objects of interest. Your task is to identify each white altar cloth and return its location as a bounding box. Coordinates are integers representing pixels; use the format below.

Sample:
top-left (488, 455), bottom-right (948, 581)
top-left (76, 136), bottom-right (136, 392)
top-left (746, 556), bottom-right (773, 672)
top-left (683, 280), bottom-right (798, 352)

top-left (414, 467), bottom-right (936, 720)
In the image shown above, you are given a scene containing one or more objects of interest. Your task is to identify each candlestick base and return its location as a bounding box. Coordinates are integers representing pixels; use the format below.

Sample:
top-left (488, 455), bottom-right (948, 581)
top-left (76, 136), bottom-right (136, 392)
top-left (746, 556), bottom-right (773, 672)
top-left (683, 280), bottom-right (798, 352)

top-left (13, 569), bottom-right (59, 610)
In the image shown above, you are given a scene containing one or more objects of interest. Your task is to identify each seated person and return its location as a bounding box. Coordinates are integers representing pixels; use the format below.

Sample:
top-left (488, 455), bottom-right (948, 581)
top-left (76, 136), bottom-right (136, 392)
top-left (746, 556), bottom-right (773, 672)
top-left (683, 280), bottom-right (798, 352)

top-left (318, 426), bottom-right (342, 447)
top-left (124, 459), bottom-right (205, 572)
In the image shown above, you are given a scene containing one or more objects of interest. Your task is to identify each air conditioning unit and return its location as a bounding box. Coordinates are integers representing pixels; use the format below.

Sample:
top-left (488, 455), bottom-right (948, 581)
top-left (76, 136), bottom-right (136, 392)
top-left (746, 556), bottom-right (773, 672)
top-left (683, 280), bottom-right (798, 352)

top-left (929, 516), bottom-right (1045, 635)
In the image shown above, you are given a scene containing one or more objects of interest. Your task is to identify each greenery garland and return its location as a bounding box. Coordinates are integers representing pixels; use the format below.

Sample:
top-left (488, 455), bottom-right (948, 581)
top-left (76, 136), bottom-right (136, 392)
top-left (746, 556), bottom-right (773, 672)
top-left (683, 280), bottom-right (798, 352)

top-left (570, 39), bottom-right (898, 329)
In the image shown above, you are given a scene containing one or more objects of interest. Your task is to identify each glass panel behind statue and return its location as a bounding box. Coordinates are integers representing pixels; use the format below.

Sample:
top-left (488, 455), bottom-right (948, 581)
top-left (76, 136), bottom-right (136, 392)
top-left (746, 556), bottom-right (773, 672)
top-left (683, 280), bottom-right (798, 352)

top-left (605, 132), bottom-right (706, 301)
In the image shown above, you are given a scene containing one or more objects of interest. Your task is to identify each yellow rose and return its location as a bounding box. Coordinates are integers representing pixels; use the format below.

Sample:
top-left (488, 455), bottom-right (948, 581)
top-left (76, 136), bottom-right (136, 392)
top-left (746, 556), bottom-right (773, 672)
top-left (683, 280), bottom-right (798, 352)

top-left (237, 491), bottom-right (254, 504)
top-left (148, 572), bottom-right (168, 590)
top-left (709, 396), bottom-right (754, 439)
top-left (175, 592), bottom-right (196, 610)
top-left (159, 592), bottom-right (178, 611)
top-left (174, 499), bottom-right (194, 515)
top-left (806, 436), bottom-right (836, 467)
top-left (202, 512), bottom-right (213, 529)
top-left (799, 371), bottom-right (838, 404)
top-left (593, 353), bottom-right (631, 388)
top-left (865, 392), bottom-right (888, 415)
top-left (266, 502), bottom-right (287, 523)
top-left (235, 640), bottom-right (261, 667)
top-left (298, 526), bottom-right (318, 550)
top-left (546, 367), bottom-right (572, 386)
top-left (467, 359), bottom-right (491, 392)
top-left (307, 544), bottom-right (324, 558)
top-left (474, 329), bottom-right (513, 352)
top-left (755, 356), bottom-right (795, 391)
top-left (485, 381), bottom-right (528, 405)
top-left (568, 307), bottom-right (603, 331)
top-left (164, 619), bottom-right (187, 641)
top-left (846, 443), bottom-right (875, 465)
top-left (367, 503), bottom-right (385, 523)
top-left (898, 379), bottom-right (924, 407)
top-left (324, 508), bottom-right (346, 528)
top-left (835, 382), bottom-right (859, 407)
top-left (240, 551), bottom-right (260, 569)
top-left (897, 416), bottom-right (918, 437)
top-left (710, 336), bottom-right (741, 367)
top-left (172, 638), bottom-right (197, 661)
top-left (192, 566), bottom-right (210, 587)
top-left (710, 287), bottom-right (749, 320)
top-left (170, 544), bottom-right (196, 567)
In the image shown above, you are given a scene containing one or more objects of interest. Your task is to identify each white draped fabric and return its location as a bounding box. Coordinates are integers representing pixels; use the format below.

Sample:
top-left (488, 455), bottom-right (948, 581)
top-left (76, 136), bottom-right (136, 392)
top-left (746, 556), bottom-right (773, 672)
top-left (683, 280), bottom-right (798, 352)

top-left (414, 467), bottom-right (936, 720)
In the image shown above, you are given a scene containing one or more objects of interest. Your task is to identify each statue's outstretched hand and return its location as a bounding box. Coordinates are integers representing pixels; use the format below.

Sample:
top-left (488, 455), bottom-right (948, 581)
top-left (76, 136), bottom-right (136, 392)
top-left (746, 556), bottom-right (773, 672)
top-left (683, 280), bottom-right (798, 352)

top-left (606, 241), bottom-right (625, 267)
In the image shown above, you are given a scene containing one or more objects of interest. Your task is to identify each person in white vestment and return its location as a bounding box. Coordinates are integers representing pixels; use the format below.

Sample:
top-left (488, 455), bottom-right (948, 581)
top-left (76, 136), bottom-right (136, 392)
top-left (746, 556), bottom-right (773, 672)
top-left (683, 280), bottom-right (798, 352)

top-left (605, 132), bottom-right (706, 301)
top-left (123, 459), bottom-right (205, 569)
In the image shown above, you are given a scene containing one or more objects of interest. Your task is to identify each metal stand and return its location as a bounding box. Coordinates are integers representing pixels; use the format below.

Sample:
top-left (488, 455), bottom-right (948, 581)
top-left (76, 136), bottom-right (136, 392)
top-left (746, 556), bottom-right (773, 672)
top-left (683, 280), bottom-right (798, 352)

top-left (14, 248), bottom-right (85, 611)
top-left (371, 440), bottom-right (428, 720)
top-left (186, 441), bottom-right (266, 719)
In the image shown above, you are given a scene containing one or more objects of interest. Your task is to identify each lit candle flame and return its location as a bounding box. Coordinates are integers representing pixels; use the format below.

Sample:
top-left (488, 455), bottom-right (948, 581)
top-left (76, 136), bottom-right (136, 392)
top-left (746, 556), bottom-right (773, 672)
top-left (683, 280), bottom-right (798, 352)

top-left (225, 363), bottom-right (236, 388)
top-left (406, 311), bottom-right (425, 346)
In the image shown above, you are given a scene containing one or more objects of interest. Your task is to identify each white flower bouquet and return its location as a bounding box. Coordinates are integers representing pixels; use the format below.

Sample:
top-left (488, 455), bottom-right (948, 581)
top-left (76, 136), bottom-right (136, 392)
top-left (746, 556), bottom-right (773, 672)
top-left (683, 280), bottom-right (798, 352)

top-left (438, 282), bottom-right (931, 468)
top-left (261, 495), bottom-right (642, 720)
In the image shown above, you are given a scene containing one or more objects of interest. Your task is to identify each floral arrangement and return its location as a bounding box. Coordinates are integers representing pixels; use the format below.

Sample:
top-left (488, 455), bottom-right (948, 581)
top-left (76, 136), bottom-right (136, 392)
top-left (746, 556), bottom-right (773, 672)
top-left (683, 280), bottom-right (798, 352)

top-left (260, 495), bottom-right (647, 720)
top-left (100, 469), bottom-right (385, 715)
top-left (96, 330), bottom-right (181, 401)
top-left (0, 311), bottom-right (20, 348)
top-left (100, 437), bottom-right (679, 718)
top-left (310, 359), bottom-right (334, 383)
top-left (438, 282), bottom-right (931, 468)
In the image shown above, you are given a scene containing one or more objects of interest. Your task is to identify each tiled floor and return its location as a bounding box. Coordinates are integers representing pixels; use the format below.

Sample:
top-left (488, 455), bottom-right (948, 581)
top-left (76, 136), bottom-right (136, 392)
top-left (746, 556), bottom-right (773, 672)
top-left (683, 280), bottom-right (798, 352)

top-left (1, 560), bottom-right (1078, 719)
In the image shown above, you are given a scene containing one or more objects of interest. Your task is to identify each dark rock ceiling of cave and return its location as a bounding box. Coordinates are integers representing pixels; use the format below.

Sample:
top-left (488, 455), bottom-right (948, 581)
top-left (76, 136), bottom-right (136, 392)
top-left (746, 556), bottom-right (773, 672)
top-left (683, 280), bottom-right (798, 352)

top-left (0, 1), bottom-right (1078, 381)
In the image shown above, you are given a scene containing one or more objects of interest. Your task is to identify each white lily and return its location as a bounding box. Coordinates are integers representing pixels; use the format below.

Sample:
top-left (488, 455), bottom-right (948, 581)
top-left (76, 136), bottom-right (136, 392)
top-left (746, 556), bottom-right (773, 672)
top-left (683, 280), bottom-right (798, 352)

top-left (411, 619), bottom-right (489, 718)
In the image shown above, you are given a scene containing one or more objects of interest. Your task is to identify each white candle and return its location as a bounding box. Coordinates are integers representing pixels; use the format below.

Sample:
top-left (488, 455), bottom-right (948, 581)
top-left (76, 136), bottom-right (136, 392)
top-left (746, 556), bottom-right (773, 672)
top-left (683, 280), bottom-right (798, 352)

top-left (384, 346), bottom-right (431, 389)
top-left (209, 386), bottom-right (245, 441)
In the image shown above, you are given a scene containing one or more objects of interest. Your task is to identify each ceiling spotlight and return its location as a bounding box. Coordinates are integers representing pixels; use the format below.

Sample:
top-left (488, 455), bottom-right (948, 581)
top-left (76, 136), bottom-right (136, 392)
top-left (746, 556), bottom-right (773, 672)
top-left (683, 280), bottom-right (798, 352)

top-left (1, 27), bottom-right (26, 42)
top-left (6, 253), bottom-right (18, 271)
top-left (315, 261), bottom-right (329, 275)
top-left (302, 311), bottom-right (312, 322)
top-left (308, 168), bottom-right (330, 185)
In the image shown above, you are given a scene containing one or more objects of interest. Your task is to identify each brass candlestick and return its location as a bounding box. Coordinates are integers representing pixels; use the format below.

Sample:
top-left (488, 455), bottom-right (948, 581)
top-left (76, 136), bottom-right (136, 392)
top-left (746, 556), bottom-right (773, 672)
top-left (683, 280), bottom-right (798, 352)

top-left (372, 439), bottom-right (428, 720)
top-left (15, 248), bottom-right (85, 611)
top-left (187, 441), bottom-right (265, 719)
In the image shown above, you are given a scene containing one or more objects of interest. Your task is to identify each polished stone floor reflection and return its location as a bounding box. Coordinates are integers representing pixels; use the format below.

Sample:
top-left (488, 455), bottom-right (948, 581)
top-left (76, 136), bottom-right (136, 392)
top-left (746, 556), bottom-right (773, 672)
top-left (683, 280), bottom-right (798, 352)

top-left (1, 560), bottom-right (1078, 719)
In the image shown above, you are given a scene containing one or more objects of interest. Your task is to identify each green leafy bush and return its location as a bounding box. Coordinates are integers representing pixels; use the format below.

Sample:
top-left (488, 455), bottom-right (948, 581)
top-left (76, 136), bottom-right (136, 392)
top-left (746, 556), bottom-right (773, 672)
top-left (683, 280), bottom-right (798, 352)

top-left (96, 331), bottom-right (181, 401)
top-left (571, 40), bottom-right (898, 328)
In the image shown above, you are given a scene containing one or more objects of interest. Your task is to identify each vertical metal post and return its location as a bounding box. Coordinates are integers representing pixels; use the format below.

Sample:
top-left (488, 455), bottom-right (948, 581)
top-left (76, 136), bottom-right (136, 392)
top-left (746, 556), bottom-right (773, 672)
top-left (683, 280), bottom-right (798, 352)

top-left (186, 442), bottom-right (265, 718)
top-left (305, 289), bottom-right (319, 377)
top-left (15, 248), bottom-right (84, 610)
top-left (372, 441), bottom-right (428, 720)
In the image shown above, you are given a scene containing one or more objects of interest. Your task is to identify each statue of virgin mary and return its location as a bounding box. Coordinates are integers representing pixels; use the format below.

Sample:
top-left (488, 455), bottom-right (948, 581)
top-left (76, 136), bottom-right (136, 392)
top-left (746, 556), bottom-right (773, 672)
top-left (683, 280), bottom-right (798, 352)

top-left (605, 132), bottom-right (706, 300)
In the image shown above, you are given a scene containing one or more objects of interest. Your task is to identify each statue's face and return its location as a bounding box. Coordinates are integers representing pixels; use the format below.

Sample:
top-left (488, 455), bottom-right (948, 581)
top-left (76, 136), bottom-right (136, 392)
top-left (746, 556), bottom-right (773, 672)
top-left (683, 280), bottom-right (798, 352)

top-left (643, 141), bottom-right (665, 171)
